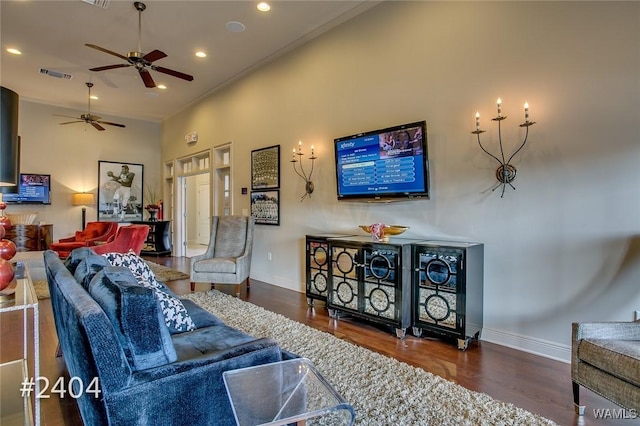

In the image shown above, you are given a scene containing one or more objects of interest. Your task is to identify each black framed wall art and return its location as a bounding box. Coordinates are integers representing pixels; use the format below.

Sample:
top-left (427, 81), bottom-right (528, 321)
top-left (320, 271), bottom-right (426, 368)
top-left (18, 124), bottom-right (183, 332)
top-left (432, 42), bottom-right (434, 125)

top-left (250, 190), bottom-right (280, 225)
top-left (98, 160), bottom-right (144, 222)
top-left (251, 145), bottom-right (280, 190)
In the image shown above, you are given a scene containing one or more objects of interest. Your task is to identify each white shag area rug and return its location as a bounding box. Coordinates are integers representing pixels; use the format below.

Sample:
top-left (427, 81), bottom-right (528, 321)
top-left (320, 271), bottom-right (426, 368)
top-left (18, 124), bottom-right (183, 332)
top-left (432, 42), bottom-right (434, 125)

top-left (183, 290), bottom-right (557, 426)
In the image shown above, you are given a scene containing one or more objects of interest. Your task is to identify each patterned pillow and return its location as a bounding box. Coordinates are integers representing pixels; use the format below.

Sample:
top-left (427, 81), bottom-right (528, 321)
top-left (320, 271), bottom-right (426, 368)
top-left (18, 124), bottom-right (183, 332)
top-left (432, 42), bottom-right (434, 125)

top-left (102, 251), bottom-right (196, 333)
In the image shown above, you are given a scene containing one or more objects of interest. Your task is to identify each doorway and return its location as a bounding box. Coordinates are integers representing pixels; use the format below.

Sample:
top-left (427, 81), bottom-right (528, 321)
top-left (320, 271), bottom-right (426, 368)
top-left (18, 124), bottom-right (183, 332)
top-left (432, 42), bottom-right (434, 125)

top-left (176, 172), bottom-right (210, 258)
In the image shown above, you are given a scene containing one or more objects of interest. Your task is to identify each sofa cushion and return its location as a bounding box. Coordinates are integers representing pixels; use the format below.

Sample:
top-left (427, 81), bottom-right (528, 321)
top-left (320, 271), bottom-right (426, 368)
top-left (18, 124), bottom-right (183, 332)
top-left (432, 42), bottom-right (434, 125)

top-left (579, 339), bottom-right (640, 387)
top-left (193, 258), bottom-right (237, 274)
top-left (74, 255), bottom-right (111, 289)
top-left (89, 267), bottom-right (177, 371)
top-left (171, 324), bottom-right (261, 361)
top-left (102, 251), bottom-right (196, 334)
top-left (65, 247), bottom-right (100, 274)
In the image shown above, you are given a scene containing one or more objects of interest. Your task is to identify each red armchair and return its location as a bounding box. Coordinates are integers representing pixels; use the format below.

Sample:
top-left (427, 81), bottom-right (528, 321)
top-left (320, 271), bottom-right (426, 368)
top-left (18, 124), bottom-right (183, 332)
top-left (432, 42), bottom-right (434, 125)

top-left (91, 225), bottom-right (150, 256)
top-left (50, 221), bottom-right (118, 258)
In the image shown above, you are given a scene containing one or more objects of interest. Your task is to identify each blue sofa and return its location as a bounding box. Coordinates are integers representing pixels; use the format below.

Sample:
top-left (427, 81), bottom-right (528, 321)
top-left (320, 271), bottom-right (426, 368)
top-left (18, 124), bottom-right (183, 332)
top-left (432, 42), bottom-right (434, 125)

top-left (44, 249), bottom-right (291, 425)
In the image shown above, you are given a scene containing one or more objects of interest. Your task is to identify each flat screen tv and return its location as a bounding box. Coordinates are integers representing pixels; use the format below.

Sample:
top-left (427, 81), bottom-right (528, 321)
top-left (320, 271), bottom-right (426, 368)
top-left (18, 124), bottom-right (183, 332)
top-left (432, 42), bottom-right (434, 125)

top-left (2, 173), bottom-right (52, 204)
top-left (334, 120), bottom-right (429, 201)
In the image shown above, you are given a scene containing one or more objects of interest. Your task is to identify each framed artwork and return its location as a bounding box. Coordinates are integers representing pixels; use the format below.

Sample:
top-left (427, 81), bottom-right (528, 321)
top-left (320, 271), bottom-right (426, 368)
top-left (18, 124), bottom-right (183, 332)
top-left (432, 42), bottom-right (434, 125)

top-left (251, 190), bottom-right (280, 226)
top-left (251, 145), bottom-right (280, 190)
top-left (98, 161), bottom-right (144, 222)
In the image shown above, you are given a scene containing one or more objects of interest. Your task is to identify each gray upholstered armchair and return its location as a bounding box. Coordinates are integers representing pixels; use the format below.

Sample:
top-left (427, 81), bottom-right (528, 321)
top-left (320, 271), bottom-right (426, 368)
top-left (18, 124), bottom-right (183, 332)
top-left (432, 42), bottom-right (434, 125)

top-left (571, 321), bottom-right (640, 415)
top-left (190, 216), bottom-right (254, 296)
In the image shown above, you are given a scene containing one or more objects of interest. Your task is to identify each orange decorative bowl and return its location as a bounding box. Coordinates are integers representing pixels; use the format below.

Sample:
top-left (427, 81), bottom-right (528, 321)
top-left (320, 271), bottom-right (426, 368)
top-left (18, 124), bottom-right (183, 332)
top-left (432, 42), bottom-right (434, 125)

top-left (359, 224), bottom-right (409, 242)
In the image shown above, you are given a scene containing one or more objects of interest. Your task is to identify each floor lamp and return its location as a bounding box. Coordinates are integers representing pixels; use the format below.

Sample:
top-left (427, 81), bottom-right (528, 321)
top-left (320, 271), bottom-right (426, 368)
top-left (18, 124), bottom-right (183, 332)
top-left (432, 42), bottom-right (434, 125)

top-left (73, 192), bottom-right (95, 230)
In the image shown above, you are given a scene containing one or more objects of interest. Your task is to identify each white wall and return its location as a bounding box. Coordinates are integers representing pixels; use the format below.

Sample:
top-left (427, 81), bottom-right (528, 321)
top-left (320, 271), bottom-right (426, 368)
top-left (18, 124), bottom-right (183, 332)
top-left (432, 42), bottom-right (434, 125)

top-left (161, 1), bottom-right (640, 362)
top-left (11, 100), bottom-right (162, 240)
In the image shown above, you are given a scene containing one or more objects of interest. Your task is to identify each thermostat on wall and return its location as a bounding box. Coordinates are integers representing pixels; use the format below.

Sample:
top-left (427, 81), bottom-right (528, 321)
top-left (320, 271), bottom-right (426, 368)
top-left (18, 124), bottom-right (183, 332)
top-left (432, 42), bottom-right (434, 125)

top-left (185, 132), bottom-right (198, 144)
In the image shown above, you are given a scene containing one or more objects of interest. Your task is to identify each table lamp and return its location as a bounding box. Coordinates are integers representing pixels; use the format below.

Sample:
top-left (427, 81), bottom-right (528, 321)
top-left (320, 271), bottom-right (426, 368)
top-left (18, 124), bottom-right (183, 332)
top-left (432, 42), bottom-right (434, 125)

top-left (73, 192), bottom-right (95, 230)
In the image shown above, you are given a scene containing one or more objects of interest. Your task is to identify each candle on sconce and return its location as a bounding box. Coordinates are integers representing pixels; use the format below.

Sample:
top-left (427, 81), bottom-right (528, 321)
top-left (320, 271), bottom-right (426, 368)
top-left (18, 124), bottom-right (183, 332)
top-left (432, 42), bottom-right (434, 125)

top-left (292, 148), bottom-right (296, 161)
top-left (475, 111), bottom-right (480, 130)
top-left (311, 144), bottom-right (315, 156)
top-left (524, 102), bottom-right (529, 122)
top-left (497, 97), bottom-right (502, 116)
top-left (298, 140), bottom-right (302, 154)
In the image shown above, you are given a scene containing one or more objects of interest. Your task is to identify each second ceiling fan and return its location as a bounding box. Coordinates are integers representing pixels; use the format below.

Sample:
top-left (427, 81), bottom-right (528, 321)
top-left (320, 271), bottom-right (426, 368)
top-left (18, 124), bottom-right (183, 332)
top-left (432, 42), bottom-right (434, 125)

top-left (55, 82), bottom-right (126, 131)
top-left (86, 1), bottom-right (194, 88)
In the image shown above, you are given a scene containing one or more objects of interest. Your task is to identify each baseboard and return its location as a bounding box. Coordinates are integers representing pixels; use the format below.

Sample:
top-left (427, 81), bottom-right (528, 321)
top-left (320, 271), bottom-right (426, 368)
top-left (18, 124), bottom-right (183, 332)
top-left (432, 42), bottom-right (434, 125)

top-left (481, 327), bottom-right (571, 364)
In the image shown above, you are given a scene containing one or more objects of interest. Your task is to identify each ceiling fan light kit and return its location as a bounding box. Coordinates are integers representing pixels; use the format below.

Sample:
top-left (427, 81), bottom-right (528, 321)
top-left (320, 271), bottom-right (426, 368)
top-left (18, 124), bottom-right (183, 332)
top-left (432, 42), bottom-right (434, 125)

top-left (86, 1), bottom-right (194, 89)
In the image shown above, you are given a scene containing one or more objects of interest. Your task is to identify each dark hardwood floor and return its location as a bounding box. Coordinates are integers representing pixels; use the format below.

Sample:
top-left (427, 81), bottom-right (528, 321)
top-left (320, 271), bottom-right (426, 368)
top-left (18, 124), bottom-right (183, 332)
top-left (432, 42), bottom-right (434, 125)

top-left (1, 256), bottom-right (632, 425)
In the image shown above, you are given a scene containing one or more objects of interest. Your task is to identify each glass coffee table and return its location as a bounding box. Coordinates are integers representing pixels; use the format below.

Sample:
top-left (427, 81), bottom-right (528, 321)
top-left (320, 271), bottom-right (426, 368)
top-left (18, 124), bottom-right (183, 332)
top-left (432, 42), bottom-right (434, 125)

top-left (223, 358), bottom-right (355, 426)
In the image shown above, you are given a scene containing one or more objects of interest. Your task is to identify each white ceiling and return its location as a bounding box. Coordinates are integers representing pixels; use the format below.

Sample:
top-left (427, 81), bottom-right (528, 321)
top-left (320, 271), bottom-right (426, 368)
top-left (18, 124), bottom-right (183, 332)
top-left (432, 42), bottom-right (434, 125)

top-left (1, 0), bottom-right (377, 122)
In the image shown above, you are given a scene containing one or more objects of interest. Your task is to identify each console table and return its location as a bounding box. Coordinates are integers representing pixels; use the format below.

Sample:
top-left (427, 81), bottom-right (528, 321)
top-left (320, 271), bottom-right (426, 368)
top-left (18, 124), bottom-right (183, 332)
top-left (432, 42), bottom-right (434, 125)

top-left (304, 234), bottom-right (484, 349)
top-left (3, 224), bottom-right (52, 252)
top-left (131, 220), bottom-right (171, 256)
top-left (0, 263), bottom-right (40, 425)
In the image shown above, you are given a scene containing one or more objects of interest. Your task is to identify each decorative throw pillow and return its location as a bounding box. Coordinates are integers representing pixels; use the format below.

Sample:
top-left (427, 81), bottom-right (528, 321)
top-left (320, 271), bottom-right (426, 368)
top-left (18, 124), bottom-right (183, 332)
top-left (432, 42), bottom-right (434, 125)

top-left (102, 251), bottom-right (196, 333)
top-left (88, 267), bottom-right (177, 370)
top-left (74, 255), bottom-right (111, 290)
top-left (64, 247), bottom-right (99, 274)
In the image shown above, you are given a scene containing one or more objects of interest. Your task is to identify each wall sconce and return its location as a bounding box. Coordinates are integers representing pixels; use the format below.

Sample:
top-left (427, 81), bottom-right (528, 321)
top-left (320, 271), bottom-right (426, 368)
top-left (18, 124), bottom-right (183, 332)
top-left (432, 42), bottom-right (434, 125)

top-left (73, 192), bottom-right (95, 230)
top-left (472, 98), bottom-right (536, 197)
top-left (291, 140), bottom-right (316, 201)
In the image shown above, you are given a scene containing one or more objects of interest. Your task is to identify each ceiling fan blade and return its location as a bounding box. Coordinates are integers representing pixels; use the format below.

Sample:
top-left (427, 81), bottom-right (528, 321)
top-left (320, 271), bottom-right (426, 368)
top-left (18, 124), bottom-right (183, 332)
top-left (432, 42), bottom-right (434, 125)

top-left (90, 64), bottom-right (131, 72)
top-left (139, 68), bottom-right (156, 88)
top-left (53, 114), bottom-right (82, 120)
top-left (59, 121), bottom-right (83, 125)
top-left (97, 120), bottom-right (126, 128)
top-left (143, 50), bottom-right (167, 63)
top-left (85, 44), bottom-right (129, 61)
top-left (153, 66), bottom-right (194, 82)
top-left (91, 122), bottom-right (106, 131)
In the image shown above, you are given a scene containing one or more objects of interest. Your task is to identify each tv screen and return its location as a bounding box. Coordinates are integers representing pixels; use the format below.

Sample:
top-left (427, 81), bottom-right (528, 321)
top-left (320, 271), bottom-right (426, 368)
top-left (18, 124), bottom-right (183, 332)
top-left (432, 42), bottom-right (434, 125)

top-left (334, 120), bottom-right (429, 201)
top-left (3, 173), bottom-right (52, 204)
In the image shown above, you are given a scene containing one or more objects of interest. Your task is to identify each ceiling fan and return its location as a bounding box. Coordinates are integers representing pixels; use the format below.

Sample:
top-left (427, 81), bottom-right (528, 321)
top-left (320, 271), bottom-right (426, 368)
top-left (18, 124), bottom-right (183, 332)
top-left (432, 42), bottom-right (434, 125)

top-left (85, 1), bottom-right (194, 88)
top-left (55, 82), bottom-right (126, 131)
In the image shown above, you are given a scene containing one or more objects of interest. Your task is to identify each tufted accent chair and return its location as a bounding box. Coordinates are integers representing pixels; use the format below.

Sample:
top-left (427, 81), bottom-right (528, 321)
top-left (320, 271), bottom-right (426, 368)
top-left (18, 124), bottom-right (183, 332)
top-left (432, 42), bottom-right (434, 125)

top-left (50, 221), bottom-right (118, 258)
top-left (190, 216), bottom-right (254, 296)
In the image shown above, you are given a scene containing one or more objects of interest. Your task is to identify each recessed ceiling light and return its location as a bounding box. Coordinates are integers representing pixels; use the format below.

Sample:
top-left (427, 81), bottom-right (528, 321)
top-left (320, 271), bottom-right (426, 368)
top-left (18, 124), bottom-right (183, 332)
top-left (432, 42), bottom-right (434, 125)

top-left (157, 84), bottom-right (167, 90)
top-left (6, 48), bottom-right (22, 55)
top-left (257, 2), bottom-right (270, 12)
top-left (226, 21), bottom-right (246, 33)
top-left (195, 51), bottom-right (207, 58)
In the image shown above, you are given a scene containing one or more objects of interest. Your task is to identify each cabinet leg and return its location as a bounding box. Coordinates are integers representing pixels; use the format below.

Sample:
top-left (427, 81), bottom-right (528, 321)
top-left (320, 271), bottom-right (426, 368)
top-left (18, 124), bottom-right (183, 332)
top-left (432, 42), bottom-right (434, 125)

top-left (457, 338), bottom-right (470, 351)
top-left (328, 308), bottom-right (338, 319)
top-left (395, 328), bottom-right (406, 339)
top-left (412, 327), bottom-right (422, 337)
top-left (307, 297), bottom-right (314, 306)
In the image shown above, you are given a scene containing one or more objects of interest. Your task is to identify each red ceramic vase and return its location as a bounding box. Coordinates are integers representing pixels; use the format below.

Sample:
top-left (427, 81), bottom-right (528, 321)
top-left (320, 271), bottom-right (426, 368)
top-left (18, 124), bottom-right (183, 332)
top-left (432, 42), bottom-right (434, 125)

top-left (0, 239), bottom-right (17, 261)
top-left (0, 258), bottom-right (14, 291)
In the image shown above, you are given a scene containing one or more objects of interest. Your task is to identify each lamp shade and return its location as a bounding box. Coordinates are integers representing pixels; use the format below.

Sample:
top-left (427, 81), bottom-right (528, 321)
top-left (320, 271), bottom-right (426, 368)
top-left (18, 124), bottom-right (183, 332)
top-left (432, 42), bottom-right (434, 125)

top-left (73, 192), bottom-right (95, 206)
top-left (0, 87), bottom-right (20, 187)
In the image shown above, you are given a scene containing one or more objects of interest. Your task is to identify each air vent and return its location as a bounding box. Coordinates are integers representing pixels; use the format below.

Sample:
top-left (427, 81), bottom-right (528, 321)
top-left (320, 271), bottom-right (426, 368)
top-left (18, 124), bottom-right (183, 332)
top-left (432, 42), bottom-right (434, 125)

top-left (83, 0), bottom-right (110, 9)
top-left (39, 68), bottom-right (73, 80)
